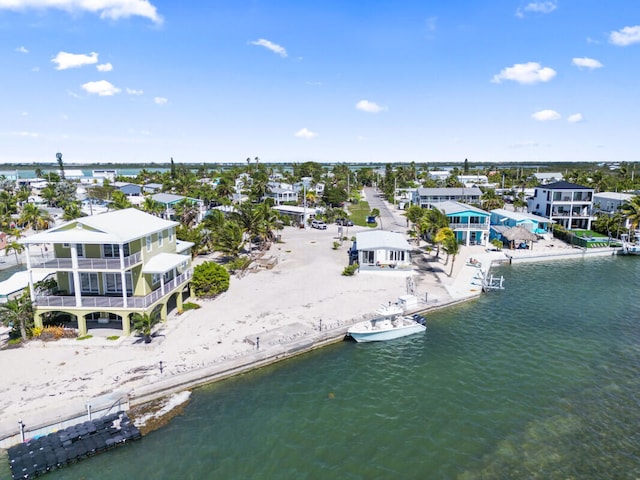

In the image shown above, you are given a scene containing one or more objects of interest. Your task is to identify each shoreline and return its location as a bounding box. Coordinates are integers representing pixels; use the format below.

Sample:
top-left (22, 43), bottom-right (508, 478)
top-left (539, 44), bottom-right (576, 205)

top-left (0, 215), bottom-right (622, 447)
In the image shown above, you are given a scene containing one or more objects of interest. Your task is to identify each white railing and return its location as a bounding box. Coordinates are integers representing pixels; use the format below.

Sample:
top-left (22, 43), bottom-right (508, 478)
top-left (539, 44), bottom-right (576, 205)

top-left (31, 251), bottom-right (142, 271)
top-left (35, 269), bottom-right (193, 309)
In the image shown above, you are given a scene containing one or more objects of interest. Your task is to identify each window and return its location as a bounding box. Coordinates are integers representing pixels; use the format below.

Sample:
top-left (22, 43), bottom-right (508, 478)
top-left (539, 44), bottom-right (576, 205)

top-left (151, 273), bottom-right (161, 285)
top-left (103, 244), bottom-right (130, 258)
top-left (103, 272), bottom-right (133, 294)
top-left (163, 271), bottom-right (173, 283)
top-left (76, 244), bottom-right (84, 257)
top-left (168, 228), bottom-right (173, 242)
top-left (146, 235), bottom-right (152, 252)
top-left (389, 251), bottom-right (405, 262)
top-left (80, 273), bottom-right (99, 293)
top-left (362, 250), bottom-right (375, 264)
top-left (158, 230), bottom-right (164, 247)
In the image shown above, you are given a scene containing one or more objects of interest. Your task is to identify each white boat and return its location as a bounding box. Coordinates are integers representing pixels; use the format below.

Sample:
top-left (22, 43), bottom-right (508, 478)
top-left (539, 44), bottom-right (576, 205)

top-left (347, 304), bottom-right (426, 343)
top-left (620, 234), bottom-right (640, 255)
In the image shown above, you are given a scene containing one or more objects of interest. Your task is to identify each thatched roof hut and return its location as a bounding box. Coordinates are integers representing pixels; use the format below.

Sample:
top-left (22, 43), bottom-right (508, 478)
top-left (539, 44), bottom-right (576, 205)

top-left (502, 225), bottom-right (537, 249)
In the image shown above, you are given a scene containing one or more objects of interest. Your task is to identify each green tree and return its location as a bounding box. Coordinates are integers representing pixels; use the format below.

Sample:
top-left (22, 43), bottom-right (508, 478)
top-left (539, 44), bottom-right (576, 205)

top-left (214, 221), bottom-right (244, 258)
top-left (19, 203), bottom-right (53, 232)
top-left (132, 311), bottom-right (161, 343)
top-left (442, 235), bottom-right (460, 276)
top-left (621, 196), bottom-right (640, 237)
top-left (191, 261), bottom-right (230, 298)
top-left (5, 241), bottom-right (24, 264)
top-left (0, 291), bottom-right (33, 341)
top-left (141, 196), bottom-right (165, 217)
top-left (63, 202), bottom-right (83, 220)
top-left (111, 190), bottom-right (132, 210)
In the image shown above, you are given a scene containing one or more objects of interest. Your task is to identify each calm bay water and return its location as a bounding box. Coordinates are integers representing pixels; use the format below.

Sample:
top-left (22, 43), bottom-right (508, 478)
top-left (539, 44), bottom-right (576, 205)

top-left (4, 256), bottom-right (640, 479)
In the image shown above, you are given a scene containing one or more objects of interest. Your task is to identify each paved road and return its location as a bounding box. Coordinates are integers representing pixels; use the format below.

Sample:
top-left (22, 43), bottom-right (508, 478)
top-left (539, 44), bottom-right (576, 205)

top-left (362, 187), bottom-right (408, 233)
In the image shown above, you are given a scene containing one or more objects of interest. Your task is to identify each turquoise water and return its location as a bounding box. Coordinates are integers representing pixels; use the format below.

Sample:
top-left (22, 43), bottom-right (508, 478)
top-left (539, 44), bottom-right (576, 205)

top-left (4, 256), bottom-right (640, 479)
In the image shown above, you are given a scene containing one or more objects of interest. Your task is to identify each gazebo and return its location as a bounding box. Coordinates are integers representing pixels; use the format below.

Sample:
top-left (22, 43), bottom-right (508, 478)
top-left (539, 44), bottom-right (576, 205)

top-left (502, 225), bottom-right (538, 250)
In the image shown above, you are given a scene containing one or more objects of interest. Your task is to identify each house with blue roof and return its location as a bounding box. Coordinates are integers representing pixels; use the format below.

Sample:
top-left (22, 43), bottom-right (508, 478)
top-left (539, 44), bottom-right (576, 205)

top-left (489, 208), bottom-right (553, 242)
top-left (437, 201), bottom-right (490, 246)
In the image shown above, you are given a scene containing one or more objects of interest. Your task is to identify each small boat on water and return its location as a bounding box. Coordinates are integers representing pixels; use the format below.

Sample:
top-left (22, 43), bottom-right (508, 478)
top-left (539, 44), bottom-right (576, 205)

top-left (347, 304), bottom-right (426, 343)
top-left (620, 234), bottom-right (640, 255)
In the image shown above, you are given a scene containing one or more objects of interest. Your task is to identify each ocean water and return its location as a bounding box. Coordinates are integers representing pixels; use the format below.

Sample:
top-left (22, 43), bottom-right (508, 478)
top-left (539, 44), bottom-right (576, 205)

top-left (3, 256), bottom-right (640, 479)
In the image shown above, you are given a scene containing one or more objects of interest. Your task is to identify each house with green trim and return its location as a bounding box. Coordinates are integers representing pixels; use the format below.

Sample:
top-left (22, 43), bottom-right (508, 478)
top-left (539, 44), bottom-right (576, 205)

top-left (20, 208), bottom-right (193, 337)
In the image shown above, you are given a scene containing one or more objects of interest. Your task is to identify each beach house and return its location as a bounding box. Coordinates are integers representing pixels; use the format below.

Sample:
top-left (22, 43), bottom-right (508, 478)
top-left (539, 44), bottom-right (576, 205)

top-left (489, 208), bottom-right (553, 243)
top-left (350, 230), bottom-right (412, 271)
top-left (527, 181), bottom-right (594, 230)
top-left (20, 208), bottom-right (193, 337)
top-left (437, 201), bottom-right (490, 246)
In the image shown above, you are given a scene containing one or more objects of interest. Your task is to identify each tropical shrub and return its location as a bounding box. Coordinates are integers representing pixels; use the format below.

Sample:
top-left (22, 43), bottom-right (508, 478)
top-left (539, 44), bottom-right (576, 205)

top-left (342, 263), bottom-right (359, 276)
top-left (182, 302), bottom-right (201, 311)
top-left (192, 261), bottom-right (231, 298)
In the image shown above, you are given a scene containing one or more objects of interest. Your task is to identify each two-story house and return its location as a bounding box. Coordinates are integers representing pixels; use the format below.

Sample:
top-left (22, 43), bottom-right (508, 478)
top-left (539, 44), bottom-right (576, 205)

top-left (20, 208), bottom-right (193, 337)
top-left (412, 187), bottom-right (483, 210)
top-left (527, 181), bottom-right (594, 230)
top-left (437, 201), bottom-right (490, 246)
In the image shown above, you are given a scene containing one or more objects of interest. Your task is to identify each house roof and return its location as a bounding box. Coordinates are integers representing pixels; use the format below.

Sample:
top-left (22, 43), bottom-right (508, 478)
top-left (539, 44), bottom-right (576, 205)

top-left (356, 230), bottom-right (410, 250)
top-left (542, 181), bottom-right (591, 190)
top-left (438, 201), bottom-right (489, 216)
top-left (415, 186), bottom-right (483, 196)
top-left (490, 208), bottom-right (551, 224)
top-left (21, 208), bottom-right (178, 245)
top-left (0, 270), bottom-right (56, 298)
top-left (593, 191), bottom-right (634, 201)
top-left (502, 225), bottom-right (538, 242)
top-left (141, 253), bottom-right (189, 274)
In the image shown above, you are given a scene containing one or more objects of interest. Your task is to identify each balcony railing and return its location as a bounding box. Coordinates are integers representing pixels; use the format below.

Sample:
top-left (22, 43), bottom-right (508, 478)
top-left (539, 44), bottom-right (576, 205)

top-left (31, 251), bottom-right (142, 271)
top-left (449, 223), bottom-right (489, 230)
top-left (35, 269), bottom-right (192, 309)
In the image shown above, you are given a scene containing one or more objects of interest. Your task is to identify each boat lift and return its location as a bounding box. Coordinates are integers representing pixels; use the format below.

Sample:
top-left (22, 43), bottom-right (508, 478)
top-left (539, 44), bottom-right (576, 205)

top-left (479, 269), bottom-right (505, 292)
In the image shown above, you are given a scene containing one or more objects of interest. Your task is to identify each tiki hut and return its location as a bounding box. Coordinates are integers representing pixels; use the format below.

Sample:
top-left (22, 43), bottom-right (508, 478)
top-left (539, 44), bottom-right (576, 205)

top-left (502, 225), bottom-right (538, 250)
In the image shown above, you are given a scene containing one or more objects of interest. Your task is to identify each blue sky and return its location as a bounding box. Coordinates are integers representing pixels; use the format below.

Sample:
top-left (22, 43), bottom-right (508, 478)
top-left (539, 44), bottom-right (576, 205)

top-left (2, 1), bottom-right (640, 165)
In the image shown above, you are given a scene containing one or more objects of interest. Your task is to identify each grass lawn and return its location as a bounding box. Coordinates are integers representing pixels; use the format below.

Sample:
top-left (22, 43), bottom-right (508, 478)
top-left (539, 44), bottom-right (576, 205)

top-left (348, 201), bottom-right (378, 227)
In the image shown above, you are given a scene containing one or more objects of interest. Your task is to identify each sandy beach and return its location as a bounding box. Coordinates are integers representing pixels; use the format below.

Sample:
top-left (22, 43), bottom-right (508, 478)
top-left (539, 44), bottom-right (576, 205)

top-left (0, 196), bottom-right (618, 444)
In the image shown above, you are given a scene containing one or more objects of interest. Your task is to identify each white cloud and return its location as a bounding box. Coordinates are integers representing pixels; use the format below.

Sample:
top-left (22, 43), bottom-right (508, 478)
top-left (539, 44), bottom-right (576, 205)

top-left (567, 113), bottom-right (583, 123)
top-left (295, 128), bottom-right (317, 139)
top-left (609, 25), bottom-right (640, 46)
top-left (96, 62), bottom-right (113, 72)
top-left (306, 81), bottom-right (323, 87)
top-left (356, 100), bottom-right (387, 113)
top-left (531, 109), bottom-right (561, 121)
top-left (15, 46), bottom-right (28, 53)
top-left (126, 87), bottom-right (144, 95)
top-left (491, 62), bottom-right (556, 84)
top-left (52, 51), bottom-right (98, 70)
top-left (154, 96), bottom-right (168, 105)
top-left (81, 80), bottom-right (121, 96)
top-left (31, 66), bottom-right (39, 72)
top-left (572, 57), bottom-right (603, 69)
top-left (249, 39), bottom-right (287, 57)
top-left (516, 1), bottom-right (557, 17)
top-left (0, 0), bottom-right (163, 24)
top-left (10, 131), bottom-right (38, 137)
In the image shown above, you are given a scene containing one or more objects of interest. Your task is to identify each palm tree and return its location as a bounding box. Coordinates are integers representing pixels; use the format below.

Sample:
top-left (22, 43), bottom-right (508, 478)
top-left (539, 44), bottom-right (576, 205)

top-left (19, 203), bottom-right (53, 232)
top-left (5, 241), bottom-right (24, 264)
top-left (0, 292), bottom-right (33, 341)
top-left (110, 190), bottom-right (132, 210)
top-left (442, 235), bottom-right (460, 276)
top-left (63, 202), bottom-right (83, 220)
top-left (405, 205), bottom-right (425, 244)
top-left (621, 195), bottom-right (640, 238)
top-left (174, 199), bottom-right (200, 228)
top-left (214, 221), bottom-right (244, 258)
top-left (434, 227), bottom-right (455, 260)
top-left (142, 196), bottom-right (165, 217)
top-left (132, 311), bottom-right (161, 343)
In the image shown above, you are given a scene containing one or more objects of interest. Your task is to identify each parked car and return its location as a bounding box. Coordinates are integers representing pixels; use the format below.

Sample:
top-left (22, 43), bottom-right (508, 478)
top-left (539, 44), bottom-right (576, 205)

top-left (311, 219), bottom-right (327, 230)
top-left (336, 218), bottom-right (354, 227)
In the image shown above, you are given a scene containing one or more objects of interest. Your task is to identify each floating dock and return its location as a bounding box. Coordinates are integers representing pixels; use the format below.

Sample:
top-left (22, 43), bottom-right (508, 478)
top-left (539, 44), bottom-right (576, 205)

top-left (7, 411), bottom-right (141, 479)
